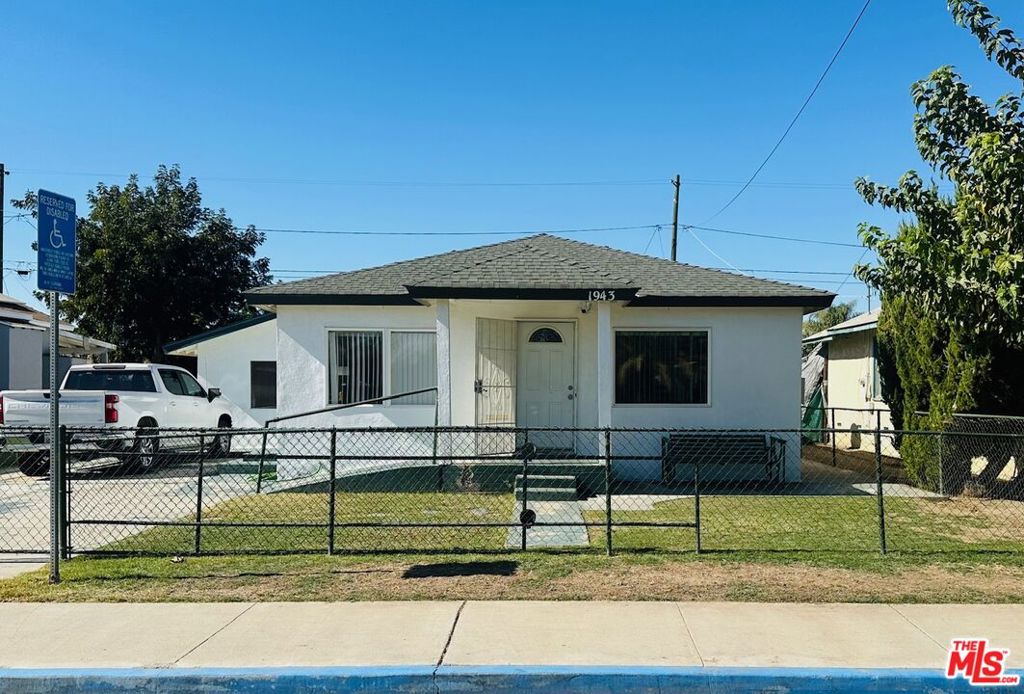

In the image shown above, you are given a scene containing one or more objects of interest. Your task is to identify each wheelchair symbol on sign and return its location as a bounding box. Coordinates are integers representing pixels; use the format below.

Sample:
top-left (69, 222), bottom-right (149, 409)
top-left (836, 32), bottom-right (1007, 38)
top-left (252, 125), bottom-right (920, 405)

top-left (49, 219), bottom-right (66, 249)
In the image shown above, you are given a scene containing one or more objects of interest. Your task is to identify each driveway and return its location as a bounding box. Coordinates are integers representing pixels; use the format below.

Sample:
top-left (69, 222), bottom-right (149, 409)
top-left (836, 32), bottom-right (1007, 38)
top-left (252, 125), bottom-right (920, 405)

top-left (0, 458), bottom-right (257, 554)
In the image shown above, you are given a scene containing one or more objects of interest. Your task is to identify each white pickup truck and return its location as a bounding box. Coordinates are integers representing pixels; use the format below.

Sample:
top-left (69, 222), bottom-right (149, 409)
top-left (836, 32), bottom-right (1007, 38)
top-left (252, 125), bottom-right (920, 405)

top-left (0, 363), bottom-right (234, 473)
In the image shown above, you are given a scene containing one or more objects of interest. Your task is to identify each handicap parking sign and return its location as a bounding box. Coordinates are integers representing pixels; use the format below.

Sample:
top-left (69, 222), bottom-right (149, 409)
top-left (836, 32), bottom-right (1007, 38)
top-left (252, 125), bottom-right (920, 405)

top-left (37, 189), bottom-right (77, 294)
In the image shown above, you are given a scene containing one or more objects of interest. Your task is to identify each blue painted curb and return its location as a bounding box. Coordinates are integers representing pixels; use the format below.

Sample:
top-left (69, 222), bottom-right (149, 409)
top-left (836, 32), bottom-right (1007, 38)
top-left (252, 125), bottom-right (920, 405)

top-left (0, 665), bottom-right (1020, 693)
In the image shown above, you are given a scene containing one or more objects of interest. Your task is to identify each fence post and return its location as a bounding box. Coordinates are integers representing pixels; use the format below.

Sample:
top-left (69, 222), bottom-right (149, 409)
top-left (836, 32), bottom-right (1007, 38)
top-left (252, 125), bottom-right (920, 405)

top-left (937, 431), bottom-right (945, 497)
top-left (49, 424), bottom-right (62, 584)
top-left (694, 447), bottom-right (702, 555)
top-left (874, 411), bottom-right (887, 554)
top-left (328, 428), bottom-right (337, 555)
top-left (520, 429), bottom-right (529, 551)
top-left (604, 428), bottom-right (612, 556)
top-left (433, 404), bottom-right (443, 492)
top-left (830, 407), bottom-right (837, 466)
top-left (194, 434), bottom-right (205, 556)
top-left (256, 426), bottom-right (269, 494)
top-left (61, 425), bottom-right (71, 560)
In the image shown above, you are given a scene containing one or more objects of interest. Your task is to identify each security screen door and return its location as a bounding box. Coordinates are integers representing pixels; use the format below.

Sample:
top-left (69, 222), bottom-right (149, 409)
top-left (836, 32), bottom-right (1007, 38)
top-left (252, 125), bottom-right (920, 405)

top-left (475, 318), bottom-right (517, 455)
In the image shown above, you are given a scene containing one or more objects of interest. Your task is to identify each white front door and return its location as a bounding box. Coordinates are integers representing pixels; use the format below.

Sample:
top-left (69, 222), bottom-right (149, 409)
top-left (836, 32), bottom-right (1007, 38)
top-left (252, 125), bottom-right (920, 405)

top-left (516, 321), bottom-right (575, 451)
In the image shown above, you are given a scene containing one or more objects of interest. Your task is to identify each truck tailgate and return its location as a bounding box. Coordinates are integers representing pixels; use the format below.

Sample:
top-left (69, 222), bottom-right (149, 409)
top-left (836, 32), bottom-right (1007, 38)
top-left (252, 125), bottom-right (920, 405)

top-left (3, 391), bottom-right (106, 427)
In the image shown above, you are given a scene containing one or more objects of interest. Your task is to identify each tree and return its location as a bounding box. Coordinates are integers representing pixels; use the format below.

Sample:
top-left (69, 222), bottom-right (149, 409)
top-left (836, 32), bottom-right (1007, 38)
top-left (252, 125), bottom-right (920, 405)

top-left (802, 300), bottom-right (859, 339)
top-left (12, 166), bottom-right (271, 360)
top-left (855, 0), bottom-right (1024, 418)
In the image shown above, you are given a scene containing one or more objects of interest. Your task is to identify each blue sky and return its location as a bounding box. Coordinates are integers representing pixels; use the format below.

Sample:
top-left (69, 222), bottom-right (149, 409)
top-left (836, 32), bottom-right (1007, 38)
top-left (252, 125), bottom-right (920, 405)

top-left (3, 1), bottom-right (1022, 312)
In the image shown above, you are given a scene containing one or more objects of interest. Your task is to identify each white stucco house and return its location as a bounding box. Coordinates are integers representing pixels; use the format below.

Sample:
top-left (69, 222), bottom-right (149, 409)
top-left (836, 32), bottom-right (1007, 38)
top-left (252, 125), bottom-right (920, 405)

top-left (163, 312), bottom-right (277, 427)
top-left (171, 235), bottom-right (834, 482)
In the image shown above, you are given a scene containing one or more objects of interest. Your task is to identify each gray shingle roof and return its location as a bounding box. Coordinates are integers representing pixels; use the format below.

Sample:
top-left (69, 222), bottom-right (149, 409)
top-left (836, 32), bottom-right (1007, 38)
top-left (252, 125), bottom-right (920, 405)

top-left (246, 234), bottom-right (835, 309)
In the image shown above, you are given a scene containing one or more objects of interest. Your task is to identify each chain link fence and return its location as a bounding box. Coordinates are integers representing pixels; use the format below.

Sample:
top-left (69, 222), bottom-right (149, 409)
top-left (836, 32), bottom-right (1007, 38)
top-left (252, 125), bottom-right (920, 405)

top-left (1, 424), bottom-right (1022, 556)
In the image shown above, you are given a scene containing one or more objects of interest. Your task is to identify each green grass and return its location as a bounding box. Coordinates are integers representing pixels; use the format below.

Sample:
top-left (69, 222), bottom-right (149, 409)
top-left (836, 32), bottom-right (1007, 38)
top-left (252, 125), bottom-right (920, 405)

top-left (585, 494), bottom-right (1024, 554)
top-left (6, 487), bottom-right (1021, 603)
top-left (101, 491), bottom-right (513, 555)
top-left (5, 546), bottom-right (1024, 603)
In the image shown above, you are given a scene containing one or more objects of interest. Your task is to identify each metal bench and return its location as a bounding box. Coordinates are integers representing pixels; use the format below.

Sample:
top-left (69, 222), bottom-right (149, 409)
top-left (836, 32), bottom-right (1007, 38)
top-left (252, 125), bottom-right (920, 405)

top-left (661, 433), bottom-right (785, 485)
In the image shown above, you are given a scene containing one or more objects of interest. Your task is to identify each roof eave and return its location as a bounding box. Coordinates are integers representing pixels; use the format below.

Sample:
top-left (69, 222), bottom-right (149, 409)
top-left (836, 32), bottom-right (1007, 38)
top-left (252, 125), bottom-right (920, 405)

top-left (163, 312), bottom-right (276, 354)
top-left (627, 294), bottom-right (835, 313)
top-left (405, 286), bottom-right (640, 301)
top-left (243, 292), bottom-right (425, 307)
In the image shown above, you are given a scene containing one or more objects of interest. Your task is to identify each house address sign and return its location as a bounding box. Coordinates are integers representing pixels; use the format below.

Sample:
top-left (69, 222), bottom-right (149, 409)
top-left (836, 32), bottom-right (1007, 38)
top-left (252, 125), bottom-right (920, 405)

top-left (587, 290), bottom-right (618, 301)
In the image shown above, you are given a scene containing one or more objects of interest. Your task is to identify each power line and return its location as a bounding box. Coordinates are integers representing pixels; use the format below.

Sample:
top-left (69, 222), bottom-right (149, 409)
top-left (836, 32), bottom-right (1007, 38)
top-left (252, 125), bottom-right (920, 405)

top-left (700, 0), bottom-right (873, 223)
top-left (10, 168), bottom-right (665, 188)
top-left (687, 229), bottom-right (739, 271)
top-left (686, 224), bottom-right (862, 248)
top-left (10, 167), bottom-right (946, 193)
top-left (251, 224), bottom-right (659, 237)
top-left (836, 247), bottom-right (872, 293)
top-left (708, 267), bottom-right (854, 275)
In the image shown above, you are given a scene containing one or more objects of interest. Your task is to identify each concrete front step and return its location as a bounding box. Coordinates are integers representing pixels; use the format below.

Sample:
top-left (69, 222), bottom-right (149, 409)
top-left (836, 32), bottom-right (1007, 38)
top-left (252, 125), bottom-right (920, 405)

top-left (514, 474), bottom-right (577, 489)
top-left (514, 487), bottom-right (578, 501)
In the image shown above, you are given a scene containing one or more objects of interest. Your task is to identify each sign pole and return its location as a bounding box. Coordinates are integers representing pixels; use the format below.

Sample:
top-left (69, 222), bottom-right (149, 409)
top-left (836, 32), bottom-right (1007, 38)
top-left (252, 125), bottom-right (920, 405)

top-left (49, 291), bottom-right (60, 583)
top-left (37, 189), bottom-right (76, 585)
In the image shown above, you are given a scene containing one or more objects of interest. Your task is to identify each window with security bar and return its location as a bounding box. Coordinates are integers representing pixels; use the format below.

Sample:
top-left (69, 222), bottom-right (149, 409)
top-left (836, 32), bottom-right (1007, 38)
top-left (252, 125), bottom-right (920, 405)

top-left (390, 331), bottom-right (436, 404)
top-left (328, 330), bottom-right (436, 405)
top-left (329, 331), bottom-right (383, 405)
top-left (614, 330), bottom-right (709, 404)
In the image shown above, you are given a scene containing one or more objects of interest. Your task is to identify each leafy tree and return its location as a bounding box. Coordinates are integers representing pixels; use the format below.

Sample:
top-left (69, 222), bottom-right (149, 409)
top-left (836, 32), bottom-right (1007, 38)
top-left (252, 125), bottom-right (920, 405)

top-left (12, 166), bottom-right (271, 360)
top-left (802, 300), bottom-right (859, 339)
top-left (855, 0), bottom-right (1024, 419)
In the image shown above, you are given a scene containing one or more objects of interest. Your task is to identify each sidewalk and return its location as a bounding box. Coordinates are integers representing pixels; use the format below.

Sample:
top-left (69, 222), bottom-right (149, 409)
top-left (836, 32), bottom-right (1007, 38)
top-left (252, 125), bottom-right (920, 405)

top-left (0, 601), bottom-right (1021, 691)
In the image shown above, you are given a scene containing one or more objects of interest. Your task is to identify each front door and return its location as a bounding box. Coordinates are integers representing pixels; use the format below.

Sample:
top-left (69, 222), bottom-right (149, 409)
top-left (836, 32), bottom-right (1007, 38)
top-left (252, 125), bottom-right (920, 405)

top-left (516, 321), bottom-right (575, 452)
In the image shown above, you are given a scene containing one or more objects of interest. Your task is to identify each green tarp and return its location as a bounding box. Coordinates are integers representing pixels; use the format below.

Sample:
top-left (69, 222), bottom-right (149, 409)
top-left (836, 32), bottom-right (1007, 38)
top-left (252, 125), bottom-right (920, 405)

top-left (802, 388), bottom-right (825, 443)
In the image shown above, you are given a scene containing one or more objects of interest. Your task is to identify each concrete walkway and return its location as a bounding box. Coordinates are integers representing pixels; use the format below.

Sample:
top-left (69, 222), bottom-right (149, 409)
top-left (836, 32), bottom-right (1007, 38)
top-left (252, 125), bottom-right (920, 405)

top-left (505, 501), bottom-right (589, 548)
top-left (0, 601), bottom-right (1021, 670)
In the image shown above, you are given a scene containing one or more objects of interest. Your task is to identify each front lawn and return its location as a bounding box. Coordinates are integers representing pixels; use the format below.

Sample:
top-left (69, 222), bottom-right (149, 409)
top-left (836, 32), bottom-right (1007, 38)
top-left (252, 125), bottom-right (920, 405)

top-left (98, 491), bottom-right (513, 555)
top-left (6, 485), bottom-right (1021, 603)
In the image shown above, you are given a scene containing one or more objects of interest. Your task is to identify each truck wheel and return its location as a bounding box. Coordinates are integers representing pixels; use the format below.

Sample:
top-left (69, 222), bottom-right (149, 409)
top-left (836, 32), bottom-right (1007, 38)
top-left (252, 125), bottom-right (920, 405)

top-left (132, 429), bottom-right (160, 471)
top-left (210, 424), bottom-right (232, 457)
top-left (18, 454), bottom-right (50, 477)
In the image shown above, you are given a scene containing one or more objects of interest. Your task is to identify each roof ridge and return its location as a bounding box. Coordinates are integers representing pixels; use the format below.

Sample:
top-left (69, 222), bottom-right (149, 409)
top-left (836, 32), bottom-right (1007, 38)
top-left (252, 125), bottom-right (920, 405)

top-left (534, 234), bottom-right (833, 294)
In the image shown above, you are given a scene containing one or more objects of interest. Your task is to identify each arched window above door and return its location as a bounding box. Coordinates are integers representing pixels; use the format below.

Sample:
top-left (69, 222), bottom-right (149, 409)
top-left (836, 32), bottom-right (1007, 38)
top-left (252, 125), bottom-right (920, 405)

top-left (528, 327), bottom-right (563, 343)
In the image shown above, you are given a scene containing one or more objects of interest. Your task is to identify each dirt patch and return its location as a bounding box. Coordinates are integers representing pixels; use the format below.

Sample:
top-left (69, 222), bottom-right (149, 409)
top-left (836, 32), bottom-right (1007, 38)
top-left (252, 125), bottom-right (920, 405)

top-left (906, 497), bottom-right (1024, 543)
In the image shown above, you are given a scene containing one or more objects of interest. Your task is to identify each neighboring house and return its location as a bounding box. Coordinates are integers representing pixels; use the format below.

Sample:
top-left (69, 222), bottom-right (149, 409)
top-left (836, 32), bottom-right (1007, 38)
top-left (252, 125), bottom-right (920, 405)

top-left (164, 313), bottom-right (277, 427)
top-left (205, 234), bottom-right (832, 482)
top-left (802, 308), bottom-right (892, 452)
top-left (0, 293), bottom-right (115, 391)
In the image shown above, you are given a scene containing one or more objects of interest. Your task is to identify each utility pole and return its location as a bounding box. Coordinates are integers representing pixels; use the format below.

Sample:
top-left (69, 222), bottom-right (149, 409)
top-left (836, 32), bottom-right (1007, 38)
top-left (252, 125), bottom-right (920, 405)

top-left (670, 174), bottom-right (680, 261)
top-left (0, 162), bottom-right (5, 293)
top-left (867, 286), bottom-right (872, 312)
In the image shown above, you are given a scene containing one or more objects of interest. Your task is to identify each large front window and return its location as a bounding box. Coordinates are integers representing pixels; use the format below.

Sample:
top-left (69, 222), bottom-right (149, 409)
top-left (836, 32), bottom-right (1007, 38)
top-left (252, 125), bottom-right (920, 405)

top-left (328, 330), bottom-right (436, 405)
top-left (615, 330), bottom-right (709, 404)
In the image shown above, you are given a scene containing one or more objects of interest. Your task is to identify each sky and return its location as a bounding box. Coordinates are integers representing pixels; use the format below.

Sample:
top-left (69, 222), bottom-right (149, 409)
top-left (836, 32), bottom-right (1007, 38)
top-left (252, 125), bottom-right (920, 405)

top-left (3, 0), bottom-right (1023, 313)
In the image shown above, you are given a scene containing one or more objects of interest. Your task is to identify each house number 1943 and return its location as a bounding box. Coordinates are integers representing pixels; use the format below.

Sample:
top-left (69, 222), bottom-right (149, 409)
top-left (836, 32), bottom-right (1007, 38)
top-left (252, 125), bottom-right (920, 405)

top-left (587, 290), bottom-right (617, 301)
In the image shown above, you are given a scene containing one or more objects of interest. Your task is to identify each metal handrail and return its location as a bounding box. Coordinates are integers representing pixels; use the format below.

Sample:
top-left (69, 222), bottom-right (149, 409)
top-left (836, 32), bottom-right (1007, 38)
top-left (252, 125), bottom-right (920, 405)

top-left (256, 386), bottom-right (439, 493)
top-left (264, 387), bottom-right (439, 426)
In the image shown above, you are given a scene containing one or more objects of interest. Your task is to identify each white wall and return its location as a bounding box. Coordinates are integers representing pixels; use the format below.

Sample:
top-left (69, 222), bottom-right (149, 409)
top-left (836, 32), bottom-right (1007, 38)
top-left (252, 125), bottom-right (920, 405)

top-left (272, 301), bottom-right (805, 481)
top-left (9, 325), bottom-right (44, 390)
top-left (194, 318), bottom-right (277, 427)
top-left (276, 304), bottom-right (437, 428)
top-left (608, 306), bottom-right (804, 481)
